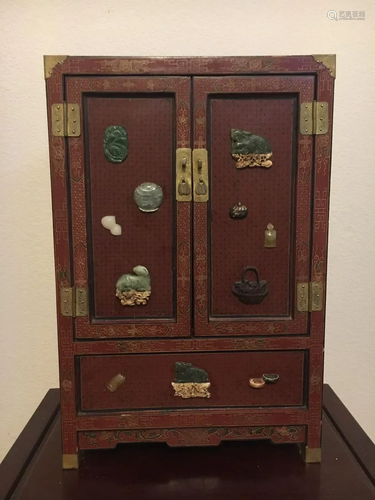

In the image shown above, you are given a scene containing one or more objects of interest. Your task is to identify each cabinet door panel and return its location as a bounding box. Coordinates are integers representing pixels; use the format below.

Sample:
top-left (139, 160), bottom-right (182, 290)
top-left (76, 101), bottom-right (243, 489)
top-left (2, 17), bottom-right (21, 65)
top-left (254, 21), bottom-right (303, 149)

top-left (87, 96), bottom-right (174, 319)
top-left (65, 77), bottom-right (192, 338)
top-left (193, 76), bottom-right (315, 336)
top-left (210, 97), bottom-right (295, 317)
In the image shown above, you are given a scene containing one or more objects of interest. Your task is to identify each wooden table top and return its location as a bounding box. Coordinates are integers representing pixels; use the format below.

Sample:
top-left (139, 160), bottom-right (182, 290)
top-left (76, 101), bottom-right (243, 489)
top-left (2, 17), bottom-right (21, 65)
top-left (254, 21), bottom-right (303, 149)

top-left (1, 385), bottom-right (374, 500)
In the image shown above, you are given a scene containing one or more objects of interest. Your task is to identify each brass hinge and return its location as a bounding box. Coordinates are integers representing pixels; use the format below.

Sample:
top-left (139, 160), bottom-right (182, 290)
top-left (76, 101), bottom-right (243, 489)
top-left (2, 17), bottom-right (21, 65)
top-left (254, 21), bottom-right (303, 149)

top-left (52, 103), bottom-right (81, 137)
top-left (296, 282), bottom-right (324, 312)
top-left (60, 287), bottom-right (88, 317)
top-left (300, 102), bottom-right (329, 135)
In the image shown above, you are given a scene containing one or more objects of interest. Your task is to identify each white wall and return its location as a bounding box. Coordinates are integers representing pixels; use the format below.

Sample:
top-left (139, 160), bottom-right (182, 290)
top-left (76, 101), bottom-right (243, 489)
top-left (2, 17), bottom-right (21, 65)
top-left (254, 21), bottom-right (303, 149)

top-left (0, 0), bottom-right (374, 461)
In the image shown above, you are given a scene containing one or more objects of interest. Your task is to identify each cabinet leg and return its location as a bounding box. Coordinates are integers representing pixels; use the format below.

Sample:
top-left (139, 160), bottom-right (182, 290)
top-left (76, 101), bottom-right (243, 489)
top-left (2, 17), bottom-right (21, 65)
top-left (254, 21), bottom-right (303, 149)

top-left (300, 444), bottom-right (322, 463)
top-left (62, 453), bottom-right (80, 469)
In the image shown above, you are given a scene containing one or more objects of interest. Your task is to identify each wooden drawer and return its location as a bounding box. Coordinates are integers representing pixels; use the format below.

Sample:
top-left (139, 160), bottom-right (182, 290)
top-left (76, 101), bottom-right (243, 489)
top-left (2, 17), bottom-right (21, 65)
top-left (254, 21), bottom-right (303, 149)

top-left (79, 351), bottom-right (306, 412)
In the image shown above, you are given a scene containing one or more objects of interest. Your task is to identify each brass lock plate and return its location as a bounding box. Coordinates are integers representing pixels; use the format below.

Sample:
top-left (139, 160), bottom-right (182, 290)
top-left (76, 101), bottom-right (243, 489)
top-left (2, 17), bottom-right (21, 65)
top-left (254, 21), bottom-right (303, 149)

top-left (193, 149), bottom-right (209, 202)
top-left (176, 148), bottom-right (192, 201)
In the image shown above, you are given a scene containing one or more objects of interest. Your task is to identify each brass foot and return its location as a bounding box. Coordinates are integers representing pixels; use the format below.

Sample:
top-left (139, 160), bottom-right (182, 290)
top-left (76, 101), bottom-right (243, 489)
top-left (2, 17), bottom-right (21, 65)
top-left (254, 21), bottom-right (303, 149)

top-left (300, 445), bottom-right (322, 463)
top-left (62, 453), bottom-right (80, 469)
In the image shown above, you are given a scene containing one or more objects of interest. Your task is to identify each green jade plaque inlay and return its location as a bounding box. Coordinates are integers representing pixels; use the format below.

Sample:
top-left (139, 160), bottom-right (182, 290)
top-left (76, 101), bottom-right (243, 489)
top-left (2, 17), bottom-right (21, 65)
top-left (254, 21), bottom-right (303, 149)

top-left (104, 125), bottom-right (129, 163)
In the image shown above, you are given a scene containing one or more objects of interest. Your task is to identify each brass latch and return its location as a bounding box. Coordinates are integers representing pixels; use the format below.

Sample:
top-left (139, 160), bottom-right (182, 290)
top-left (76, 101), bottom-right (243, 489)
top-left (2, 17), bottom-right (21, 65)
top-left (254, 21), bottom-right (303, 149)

top-left (296, 282), bottom-right (324, 312)
top-left (60, 287), bottom-right (88, 317)
top-left (176, 148), bottom-right (192, 201)
top-left (52, 103), bottom-right (81, 137)
top-left (193, 149), bottom-right (209, 202)
top-left (300, 102), bottom-right (328, 135)
top-left (176, 148), bottom-right (209, 202)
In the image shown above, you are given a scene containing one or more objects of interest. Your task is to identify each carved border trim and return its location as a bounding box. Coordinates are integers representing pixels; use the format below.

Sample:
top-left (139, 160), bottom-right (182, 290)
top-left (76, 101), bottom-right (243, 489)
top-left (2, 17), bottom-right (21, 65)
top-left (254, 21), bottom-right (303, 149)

top-left (79, 425), bottom-right (306, 449)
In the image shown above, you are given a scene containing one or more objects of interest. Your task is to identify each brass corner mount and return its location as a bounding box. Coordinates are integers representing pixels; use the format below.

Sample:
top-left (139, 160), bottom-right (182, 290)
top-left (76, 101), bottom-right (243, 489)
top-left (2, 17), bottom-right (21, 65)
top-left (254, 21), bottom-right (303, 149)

top-left (312, 54), bottom-right (336, 78)
top-left (44, 55), bottom-right (69, 79)
top-left (62, 453), bottom-right (80, 469)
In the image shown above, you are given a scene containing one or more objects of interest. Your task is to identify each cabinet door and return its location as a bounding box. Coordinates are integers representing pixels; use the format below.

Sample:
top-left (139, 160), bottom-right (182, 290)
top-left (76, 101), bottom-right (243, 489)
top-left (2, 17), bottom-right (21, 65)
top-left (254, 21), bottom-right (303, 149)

top-left (64, 77), bottom-right (191, 338)
top-left (193, 76), bottom-right (315, 336)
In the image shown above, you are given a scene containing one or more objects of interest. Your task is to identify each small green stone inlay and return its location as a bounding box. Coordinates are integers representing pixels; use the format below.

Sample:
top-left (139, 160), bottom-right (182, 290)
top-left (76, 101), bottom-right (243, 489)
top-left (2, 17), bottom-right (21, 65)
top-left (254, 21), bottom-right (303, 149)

top-left (104, 125), bottom-right (129, 163)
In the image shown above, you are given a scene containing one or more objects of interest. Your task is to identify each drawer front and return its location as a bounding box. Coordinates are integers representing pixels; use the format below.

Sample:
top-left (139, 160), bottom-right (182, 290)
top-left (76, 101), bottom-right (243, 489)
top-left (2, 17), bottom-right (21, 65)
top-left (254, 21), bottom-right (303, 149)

top-left (79, 351), bottom-right (306, 411)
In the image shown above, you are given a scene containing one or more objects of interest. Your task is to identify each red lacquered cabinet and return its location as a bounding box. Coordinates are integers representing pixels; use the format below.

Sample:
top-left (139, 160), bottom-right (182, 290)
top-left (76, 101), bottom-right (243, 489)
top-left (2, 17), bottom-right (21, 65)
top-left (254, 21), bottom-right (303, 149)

top-left (44, 55), bottom-right (335, 468)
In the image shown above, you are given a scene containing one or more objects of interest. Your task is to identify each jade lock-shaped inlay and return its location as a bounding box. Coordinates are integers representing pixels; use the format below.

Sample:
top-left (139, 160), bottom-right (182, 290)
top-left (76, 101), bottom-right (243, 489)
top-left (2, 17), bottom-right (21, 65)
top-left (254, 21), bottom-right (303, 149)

top-left (104, 125), bottom-right (129, 163)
